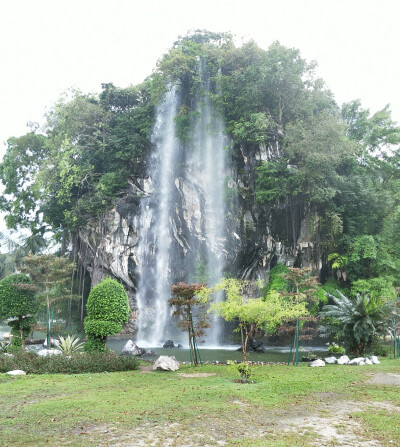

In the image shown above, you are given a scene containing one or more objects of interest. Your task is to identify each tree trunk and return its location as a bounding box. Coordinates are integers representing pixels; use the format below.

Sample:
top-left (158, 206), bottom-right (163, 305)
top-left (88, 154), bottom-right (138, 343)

top-left (19, 316), bottom-right (25, 349)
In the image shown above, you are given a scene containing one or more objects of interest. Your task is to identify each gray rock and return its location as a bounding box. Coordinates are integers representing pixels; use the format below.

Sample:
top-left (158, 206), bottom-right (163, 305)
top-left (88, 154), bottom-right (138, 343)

top-left (309, 359), bottom-right (325, 367)
top-left (337, 355), bottom-right (350, 365)
top-left (163, 340), bottom-right (175, 348)
top-left (348, 357), bottom-right (366, 365)
top-left (122, 340), bottom-right (145, 356)
top-left (324, 356), bottom-right (337, 364)
top-left (177, 344), bottom-right (183, 349)
top-left (153, 355), bottom-right (180, 371)
top-left (37, 348), bottom-right (62, 357)
top-left (364, 357), bottom-right (373, 365)
top-left (370, 355), bottom-right (380, 364)
top-left (6, 370), bottom-right (26, 375)
top-left (142, 350), bottom-right (158, 357)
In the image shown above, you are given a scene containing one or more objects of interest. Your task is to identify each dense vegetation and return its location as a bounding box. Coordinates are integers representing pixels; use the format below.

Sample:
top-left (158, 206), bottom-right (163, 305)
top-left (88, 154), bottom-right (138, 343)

top-left (0, 30), bottom-right (399, 342)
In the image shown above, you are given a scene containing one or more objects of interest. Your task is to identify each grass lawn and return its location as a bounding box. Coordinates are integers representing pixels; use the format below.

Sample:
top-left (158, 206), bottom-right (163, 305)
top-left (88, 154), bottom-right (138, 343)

top-left (0, 359), bottom-right (399, 446)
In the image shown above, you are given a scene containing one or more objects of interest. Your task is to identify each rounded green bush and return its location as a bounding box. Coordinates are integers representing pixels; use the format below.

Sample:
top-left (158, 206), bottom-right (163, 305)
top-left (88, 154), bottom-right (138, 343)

top-left (84, 278), bottom-right (130, 351)
top-left (0, 273), bottom-right (37, 348)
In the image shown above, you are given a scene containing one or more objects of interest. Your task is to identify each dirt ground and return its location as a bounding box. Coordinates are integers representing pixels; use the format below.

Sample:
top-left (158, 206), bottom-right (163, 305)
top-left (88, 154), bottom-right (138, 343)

top-left (106, 372), bottom-right (400, 447)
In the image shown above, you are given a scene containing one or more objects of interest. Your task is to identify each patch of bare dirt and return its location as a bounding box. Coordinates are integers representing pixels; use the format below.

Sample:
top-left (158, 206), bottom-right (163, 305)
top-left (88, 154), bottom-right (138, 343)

top-left (368, 373), bottom-right (400, 386)
top-left (177, 373), bottom-right (216, 378)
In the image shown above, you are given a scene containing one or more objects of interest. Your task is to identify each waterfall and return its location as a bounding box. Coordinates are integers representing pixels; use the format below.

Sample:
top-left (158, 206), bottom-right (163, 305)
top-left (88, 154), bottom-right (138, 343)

top-left (136, 86), bottom-right (180, 346)
top-left (135, 66), bottom-right (228, 347)
top-left (189, 71), bottom-right (227, 345)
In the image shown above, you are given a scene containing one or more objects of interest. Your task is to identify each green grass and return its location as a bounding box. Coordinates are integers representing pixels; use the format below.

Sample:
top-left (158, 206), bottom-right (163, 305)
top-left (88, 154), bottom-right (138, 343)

top-left (0, 359), bottom-right (399, 446)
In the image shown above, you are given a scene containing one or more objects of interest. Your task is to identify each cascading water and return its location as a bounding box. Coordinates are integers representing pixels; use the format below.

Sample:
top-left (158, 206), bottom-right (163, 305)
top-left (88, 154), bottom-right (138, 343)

top-left (135, 65), bottom-right (229, 347)
top-left (136, 86), bottom-right (180, 346)
top-left (189, 70), bottom-right (227, 345)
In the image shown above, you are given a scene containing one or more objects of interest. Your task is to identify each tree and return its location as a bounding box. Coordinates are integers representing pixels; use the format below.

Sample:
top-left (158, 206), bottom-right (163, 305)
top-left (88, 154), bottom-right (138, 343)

top-left (169, 282), bottom-right (209, 366)
top-left (320, 291), bottom-right (393, 356)
top-left (277, 268), bottom-right (319, 364)
top-left (0, 273), bottom-right (37, 349)
top-left (201, 278), bottom-right (308, 362)
top-left (20, 254), bottom-right (75, 349)
top-left (84, 278), bottom-right (130, 352)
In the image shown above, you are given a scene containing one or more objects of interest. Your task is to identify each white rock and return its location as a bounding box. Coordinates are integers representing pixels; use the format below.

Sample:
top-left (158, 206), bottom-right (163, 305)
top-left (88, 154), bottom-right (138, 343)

top-left (6, 370), bottom-right (26, 375)
top-left (122, 340), bottom-right (145, 356)
top-left (153, 355), bottom-right (180, 371)
top-left (348, 357), bottom-right (365, 365)
top-left (43, 338), bottom-right (59, 348)
top-left (37, 348), bottom-right (62, 357)
top-left (309, 359), bottom-right (325, 367)
top-left (3, 333), bottom-right (11, 340)
top-left (364, 358), bottom-right (373, 365)
top-left (337, 355), bottom-right (350, 365)
top-left (370, 355), bottom-right (380, 364)
top-left (324, 356), bottom-right (337, 364)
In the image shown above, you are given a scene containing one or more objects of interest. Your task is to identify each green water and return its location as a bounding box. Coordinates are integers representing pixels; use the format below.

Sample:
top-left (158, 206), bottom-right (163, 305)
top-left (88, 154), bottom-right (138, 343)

top-left (106, 339), bottom-right (329, 363)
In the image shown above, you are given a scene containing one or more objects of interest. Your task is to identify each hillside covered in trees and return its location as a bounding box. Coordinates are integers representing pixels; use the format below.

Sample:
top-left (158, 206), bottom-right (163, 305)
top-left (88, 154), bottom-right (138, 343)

top-left (1, 30), bottom-right (400, 335)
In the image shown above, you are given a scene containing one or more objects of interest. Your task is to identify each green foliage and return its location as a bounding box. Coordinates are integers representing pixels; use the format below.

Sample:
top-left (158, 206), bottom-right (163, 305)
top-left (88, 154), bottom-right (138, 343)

top-left (57, 334), bottom-right (84, 355)
top-left (84, 278), bottom-right (130, 352)
top-left (0, 350), bottom-right (138, 374)
top-left (0, 273), bottom-right (37, 349)
top-left (0, 273), bottom-right (37, 319)
top-left (228, 360), bottom-right (253, 383)
top-left (201, 278), bottom-right (308, 362)
top-left (327, 342), bottom-right (346, 355)
top-left (263, 264), bottom-right (290, 295)
top-left (320, 291), bottom-right (393, 356)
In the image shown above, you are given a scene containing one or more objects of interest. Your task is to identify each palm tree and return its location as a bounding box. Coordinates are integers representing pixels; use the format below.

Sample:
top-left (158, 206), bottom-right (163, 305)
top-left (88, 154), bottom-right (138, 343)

top-left (320, 291), bottom-right (392, 356)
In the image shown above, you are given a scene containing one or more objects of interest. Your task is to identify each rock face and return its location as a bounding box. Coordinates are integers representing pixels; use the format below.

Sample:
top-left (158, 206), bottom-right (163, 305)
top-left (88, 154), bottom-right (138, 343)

top-left (153, 356), bottom-right (180, 371)
top-left (74, 96), bottom-right (324, 337)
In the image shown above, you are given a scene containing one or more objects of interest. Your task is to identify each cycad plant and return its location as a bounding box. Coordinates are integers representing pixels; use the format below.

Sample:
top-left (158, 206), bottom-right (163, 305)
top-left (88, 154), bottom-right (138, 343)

top-left (58, 335), bottom-right (84, 355)
top-left (320, 291), bottom-right (392, 356)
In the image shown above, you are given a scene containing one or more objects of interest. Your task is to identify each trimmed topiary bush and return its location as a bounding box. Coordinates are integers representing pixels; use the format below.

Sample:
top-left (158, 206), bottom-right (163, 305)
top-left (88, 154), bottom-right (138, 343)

top-left (84, 278), bottom-right (130, 352)
top-left (0, 273), bottom-right (37, 349)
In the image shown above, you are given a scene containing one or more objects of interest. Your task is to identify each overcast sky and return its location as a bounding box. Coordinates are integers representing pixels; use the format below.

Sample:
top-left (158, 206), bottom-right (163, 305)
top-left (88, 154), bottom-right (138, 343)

top-left (0, 0), bottom-right (399, 237)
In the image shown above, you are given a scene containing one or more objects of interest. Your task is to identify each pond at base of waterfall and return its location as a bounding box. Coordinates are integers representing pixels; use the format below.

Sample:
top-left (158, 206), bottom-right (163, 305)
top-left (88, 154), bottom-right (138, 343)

top-left (106, 339), bottom-right (330, 363)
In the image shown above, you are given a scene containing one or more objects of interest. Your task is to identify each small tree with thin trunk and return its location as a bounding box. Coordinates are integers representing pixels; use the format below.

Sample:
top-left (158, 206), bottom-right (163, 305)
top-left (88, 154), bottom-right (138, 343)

top-left (169, 282), bottom-right (209, 367)
top-left (200, 278), bottom-right (309, 363)
top-left (21, 254), bottom-right (75, 349)
top-left (278, 268), bottom-right (319, 364)
top-left (0, 273), bottom-right (37, 349)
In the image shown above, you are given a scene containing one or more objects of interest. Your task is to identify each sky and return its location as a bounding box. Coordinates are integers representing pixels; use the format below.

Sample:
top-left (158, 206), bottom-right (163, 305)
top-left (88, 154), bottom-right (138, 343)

top-left (0, 0), bottom-right (399, 234)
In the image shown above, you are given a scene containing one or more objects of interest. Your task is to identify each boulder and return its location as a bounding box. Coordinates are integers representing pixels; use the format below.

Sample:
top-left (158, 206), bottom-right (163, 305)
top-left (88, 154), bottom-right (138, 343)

top-left (122, 340), bottom-right (145, 356)
top-left (177, 344), bottom-right (183, 349)
top-left (364, 357), bottom-right (373, 365)
top-left (142, 350), bottom-right (158, 357)
top-left (324, 356), bottom-right (337, 364)
top-left (348, 357), bottom-right (366, 365)
top-left (6, 370), bottom-right (26, 375)
top-left (153, 355), bottom-right (180, 371)
top-left (247, 338), bottom-right (266, 353)
top-left (337, 355), bottom-right (350, 365)
top-left (163, 340), bottom-right (175, 348)
top-left (370, 355), bottom-right (380, 364)
top-left (309, 359), bottom-right (325, 367)
top-left (37, 349), bottom-right (62, 357)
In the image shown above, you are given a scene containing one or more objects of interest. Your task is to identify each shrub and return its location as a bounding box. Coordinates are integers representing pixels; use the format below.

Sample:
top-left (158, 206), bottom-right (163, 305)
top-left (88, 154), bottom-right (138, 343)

top-left (320, 291), bottom-right (392, 356)
top-left (58, 335), bottom-right (84, 355)
top-left (84, 278), bottom-right (130, 352)
top-left (0, 274), bottom-right (37, 349)
top-left (0, 351), bottom-right (139, 374)
top-left (327, 342), bottom-right (346, 355)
